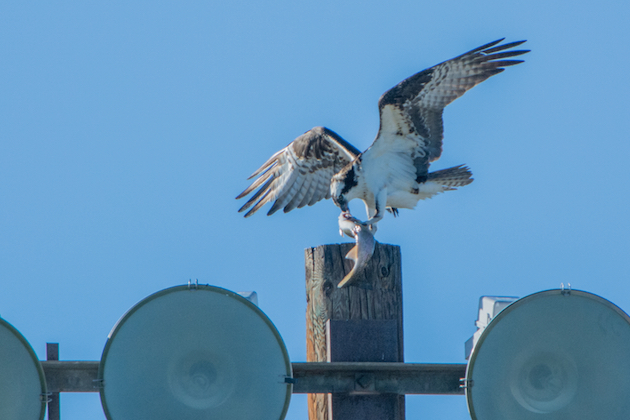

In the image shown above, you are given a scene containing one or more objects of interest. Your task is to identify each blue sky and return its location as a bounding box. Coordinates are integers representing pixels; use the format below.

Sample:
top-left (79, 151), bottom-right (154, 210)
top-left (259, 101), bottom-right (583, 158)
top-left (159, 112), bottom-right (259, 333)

top-left (1, 1), bottom-right (629, 419)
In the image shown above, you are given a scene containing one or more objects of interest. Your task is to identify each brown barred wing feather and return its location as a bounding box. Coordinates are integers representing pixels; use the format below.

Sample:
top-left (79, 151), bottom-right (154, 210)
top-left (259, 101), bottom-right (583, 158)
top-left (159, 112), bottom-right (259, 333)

top-left (369, 39), bottom-right (529, 178)
top-left (237, 126), bottom-right (360, 217)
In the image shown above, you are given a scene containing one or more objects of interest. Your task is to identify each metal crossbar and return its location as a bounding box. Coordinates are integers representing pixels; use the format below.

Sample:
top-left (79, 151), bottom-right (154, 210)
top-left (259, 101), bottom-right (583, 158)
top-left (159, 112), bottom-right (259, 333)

top-left (41, 361), bottom-right (466, 395)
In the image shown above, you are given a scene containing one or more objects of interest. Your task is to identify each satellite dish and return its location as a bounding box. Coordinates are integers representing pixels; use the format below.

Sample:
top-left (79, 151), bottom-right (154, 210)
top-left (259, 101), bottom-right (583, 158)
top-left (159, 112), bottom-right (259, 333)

top-left (0, 317), bottom-right (47, 420)
top-left (99, 285), bottom-right (292, 420)
top-left (466, 289), bottom-right (630, 419)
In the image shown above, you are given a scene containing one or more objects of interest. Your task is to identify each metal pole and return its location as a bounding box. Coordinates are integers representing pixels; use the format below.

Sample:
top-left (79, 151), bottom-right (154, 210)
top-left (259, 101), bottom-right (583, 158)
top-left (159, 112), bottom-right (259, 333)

top-left (46, 343), bottom-right (60, 420)
top-left (40, 360), bottom-right (466, 394)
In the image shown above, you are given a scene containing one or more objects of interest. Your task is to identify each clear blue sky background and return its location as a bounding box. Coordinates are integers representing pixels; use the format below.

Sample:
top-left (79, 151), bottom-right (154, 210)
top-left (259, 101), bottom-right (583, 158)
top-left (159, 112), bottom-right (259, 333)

top-left (1, 1), bottom-right (629, 419)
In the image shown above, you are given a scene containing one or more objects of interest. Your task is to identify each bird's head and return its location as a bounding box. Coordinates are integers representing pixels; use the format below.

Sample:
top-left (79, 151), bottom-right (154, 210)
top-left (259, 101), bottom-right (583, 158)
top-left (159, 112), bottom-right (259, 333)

top-left (331, 163), bottom-right (359, 212)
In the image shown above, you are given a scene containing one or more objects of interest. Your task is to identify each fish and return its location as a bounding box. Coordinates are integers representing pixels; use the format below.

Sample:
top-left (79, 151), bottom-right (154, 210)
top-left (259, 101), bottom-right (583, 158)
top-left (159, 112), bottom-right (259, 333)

top-left (338, 212), bottom-right (357, 238)
top-left (337, 223), bottom-right (376, 288)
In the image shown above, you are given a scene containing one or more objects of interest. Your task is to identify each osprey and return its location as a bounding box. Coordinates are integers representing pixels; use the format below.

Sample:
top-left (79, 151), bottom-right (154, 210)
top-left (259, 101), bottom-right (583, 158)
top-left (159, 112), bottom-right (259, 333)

top-left (237, 39), bottom-right (529, 234)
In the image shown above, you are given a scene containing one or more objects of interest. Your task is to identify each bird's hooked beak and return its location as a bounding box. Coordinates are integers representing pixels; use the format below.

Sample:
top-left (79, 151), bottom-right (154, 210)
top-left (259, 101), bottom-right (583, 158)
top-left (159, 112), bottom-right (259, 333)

top-left (337, 199), bottom-right (349, 213)
top-left (332, 192), bottom-right (348, 212)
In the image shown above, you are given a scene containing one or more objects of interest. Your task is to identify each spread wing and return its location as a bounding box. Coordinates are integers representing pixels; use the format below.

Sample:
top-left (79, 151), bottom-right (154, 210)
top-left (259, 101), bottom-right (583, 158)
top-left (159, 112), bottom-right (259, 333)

top-left (237, 126), bottom-right (360, 217)
top-left (366, 39), bottom-right (529, 178)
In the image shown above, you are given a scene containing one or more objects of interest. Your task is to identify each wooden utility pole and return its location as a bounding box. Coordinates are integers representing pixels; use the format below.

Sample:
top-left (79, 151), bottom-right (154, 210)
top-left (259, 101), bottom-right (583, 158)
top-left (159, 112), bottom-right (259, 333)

top-left (305, 242), bottom-right (404, 420)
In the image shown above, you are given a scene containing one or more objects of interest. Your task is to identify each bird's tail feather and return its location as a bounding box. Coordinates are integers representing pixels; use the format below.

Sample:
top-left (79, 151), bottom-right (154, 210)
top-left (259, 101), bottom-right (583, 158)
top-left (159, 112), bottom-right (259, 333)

top-left (428, 164), bottom-right (473, 189)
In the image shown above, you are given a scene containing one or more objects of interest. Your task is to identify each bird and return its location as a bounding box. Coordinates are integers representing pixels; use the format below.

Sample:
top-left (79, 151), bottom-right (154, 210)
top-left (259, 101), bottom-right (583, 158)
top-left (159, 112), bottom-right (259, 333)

top-left (236, 39), bottom-right (529, 235)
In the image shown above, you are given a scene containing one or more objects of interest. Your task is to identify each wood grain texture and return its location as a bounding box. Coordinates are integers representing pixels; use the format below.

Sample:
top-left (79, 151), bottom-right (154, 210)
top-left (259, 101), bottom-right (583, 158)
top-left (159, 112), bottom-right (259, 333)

top-left (305, 242), bottom-right (404, 420)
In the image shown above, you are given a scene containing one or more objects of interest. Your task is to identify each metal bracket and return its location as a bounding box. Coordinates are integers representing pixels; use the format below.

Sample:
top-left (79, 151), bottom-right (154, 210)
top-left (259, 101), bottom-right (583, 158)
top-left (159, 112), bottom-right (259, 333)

top-left (561, 283), bottom-right (572, 296)
top-left (354, 373), bottom-right (376, 392)
top-left (459, 378), bottom-right (473, 389)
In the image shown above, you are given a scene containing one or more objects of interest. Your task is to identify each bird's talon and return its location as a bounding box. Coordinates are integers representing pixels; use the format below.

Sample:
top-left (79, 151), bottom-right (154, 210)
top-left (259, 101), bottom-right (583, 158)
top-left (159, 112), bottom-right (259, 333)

top-left (341, 213), bottom-right (363, 225)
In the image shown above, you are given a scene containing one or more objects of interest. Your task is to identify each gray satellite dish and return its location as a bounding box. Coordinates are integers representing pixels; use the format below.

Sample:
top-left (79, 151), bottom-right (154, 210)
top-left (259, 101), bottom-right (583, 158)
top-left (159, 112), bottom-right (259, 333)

top-left (466, 289), bottom-right (630, 419)
top-left (0, 317), bottom-right (47, 420)
top-left (99, 285), bottom-right (292, 420)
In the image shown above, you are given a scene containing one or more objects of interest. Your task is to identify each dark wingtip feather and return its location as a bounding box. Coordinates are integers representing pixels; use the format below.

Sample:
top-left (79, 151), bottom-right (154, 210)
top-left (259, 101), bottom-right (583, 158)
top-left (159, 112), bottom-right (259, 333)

top-left (455, 38), bottom-right (528, 64)
top-left (495, 59), bottom-right (526, 67)
top-left (247, 162), bottom-right (272, 180)
top-left (483, 40), bottom-right (527, 54)
top-left (243, 188), bottom-right (272, 217)
top-left (238, 201), bottom-right (253, 214)
top-left (236, 189), bottom-right (250, 200)
top-left (246, 152), bottom-right (281, 180)
top-left (237, 200), bottom-right (250, 213)
top-left (484, 50), bottom-right (530, 61)
top-left (471, 38), bottom-right (505, 53)
top-left (237, 178), bottom-right (274, 214)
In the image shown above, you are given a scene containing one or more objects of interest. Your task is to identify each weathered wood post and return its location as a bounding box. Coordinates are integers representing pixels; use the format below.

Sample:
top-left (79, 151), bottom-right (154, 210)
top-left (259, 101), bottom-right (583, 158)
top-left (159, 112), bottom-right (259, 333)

top-left (305, 242), bottom-right (404, 420)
